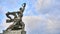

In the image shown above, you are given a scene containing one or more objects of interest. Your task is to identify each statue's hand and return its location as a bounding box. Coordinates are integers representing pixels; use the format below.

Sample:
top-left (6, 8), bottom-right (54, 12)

top-left (22, 3), bottom-right (26, 7)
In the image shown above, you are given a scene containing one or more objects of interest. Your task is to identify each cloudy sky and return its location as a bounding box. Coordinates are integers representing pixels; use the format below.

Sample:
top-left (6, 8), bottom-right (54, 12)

top-left (0, 0), bottom-right (60, 34)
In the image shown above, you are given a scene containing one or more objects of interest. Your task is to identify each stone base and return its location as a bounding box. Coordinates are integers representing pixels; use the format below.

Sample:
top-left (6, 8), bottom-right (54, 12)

top-left (3, 30), bottom-right (26, 34)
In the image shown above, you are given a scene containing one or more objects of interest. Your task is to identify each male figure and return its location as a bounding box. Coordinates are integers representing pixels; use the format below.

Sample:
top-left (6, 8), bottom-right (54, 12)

top-left (12, 3), bottom-right (26, 30)
top-left (6, 3), bottom-right (26, 30)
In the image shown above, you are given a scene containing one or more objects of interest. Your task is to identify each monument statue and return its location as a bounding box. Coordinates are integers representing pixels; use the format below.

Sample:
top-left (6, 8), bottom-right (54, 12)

top-left (5, 3), bottom-right (26, 31)
top-left (3, 3), bottom-right (26, 34)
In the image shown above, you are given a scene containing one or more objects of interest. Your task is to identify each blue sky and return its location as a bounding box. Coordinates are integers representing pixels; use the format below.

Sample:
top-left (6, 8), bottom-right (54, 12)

top-left (0, 0), bottom-right (60, 34)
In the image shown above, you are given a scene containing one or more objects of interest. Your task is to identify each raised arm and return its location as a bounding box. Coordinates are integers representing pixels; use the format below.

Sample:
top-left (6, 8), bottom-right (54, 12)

top-left (19, 3), bottom-right (26, 13)
top-left (22, 3), bottom-right (26, 12)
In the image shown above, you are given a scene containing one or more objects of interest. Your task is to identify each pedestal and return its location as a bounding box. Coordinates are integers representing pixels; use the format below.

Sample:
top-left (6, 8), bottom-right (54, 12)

top-left (3, 30), bottom-right (26, 34)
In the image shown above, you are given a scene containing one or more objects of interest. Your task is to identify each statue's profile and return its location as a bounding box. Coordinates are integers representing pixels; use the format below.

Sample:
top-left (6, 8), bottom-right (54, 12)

top-left (6, 3), bottom-right (26, 31)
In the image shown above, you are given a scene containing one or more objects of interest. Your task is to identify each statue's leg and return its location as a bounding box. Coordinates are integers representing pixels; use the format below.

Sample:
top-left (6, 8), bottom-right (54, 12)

top-left (21, 22), bottom-right (25, 29)
top-left (19, 21), bottom-right (25, 29)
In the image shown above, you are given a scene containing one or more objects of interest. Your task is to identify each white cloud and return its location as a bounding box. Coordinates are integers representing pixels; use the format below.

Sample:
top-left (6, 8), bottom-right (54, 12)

top-left (34, 0), bottom-right (53, 11)
top-left (22, 16), bottom-right (60, 34)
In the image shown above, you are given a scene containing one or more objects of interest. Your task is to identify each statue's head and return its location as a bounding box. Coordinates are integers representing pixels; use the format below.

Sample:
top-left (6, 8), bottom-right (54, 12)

top-left (19, 8), bottom-right (22, 10)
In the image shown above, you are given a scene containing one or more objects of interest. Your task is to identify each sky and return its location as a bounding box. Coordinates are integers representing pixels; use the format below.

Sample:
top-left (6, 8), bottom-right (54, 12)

top-left (0, 0), bottom-right (60, 34)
